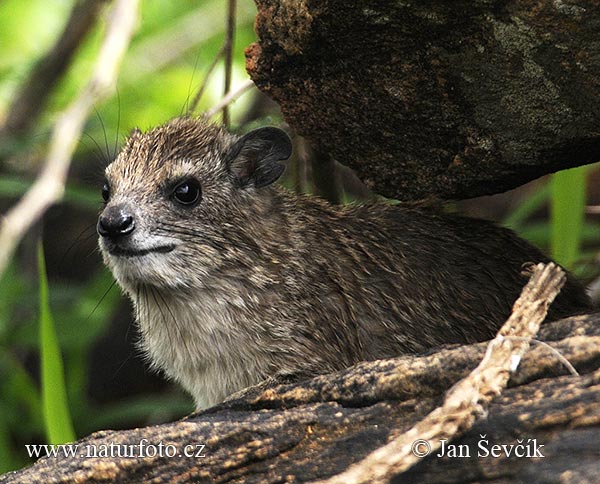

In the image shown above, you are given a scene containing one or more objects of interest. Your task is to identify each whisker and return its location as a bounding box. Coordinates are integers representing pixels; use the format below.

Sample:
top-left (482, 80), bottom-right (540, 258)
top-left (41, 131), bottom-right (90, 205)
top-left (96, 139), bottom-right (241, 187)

top-left (131, 286), bottom-right (141, 340)
top-left (149, 286), bottom-right (175, 362)
top-left (86, 279), bottom-right (118, 323)
top-left (155, 289), bottom-right (178, 327)
top-left (111, 353), bottom-right (134, 381)
top-left (139, 284), bottom-right (152, 359)
top-left (155, 223), bottom-right (227, 251)
top-left (154, 289), bottom-right (189, 359)
top-left (113, 89), bottom-right (121, 159)
top-left (144, 285), bottom-right (150, 326)
top-left (156, 221), bottom-right (204, 234)
top-left (94, 107), bottom-right (111, 161)
top-left (155, 288), bottom-right (198, 367)
top-left (85, 245), bottom-right (102, 259)
top-left (82, 131), bottom-right (110, 165)
top-left (59, 223), bottom-right (98, 265)
top-left (154, 227), bottom-right (200, 239)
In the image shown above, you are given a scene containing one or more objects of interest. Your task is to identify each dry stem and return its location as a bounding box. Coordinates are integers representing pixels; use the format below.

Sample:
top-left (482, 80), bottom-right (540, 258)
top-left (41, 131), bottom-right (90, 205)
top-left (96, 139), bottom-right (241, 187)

top-left (188, 0), bottom-right (239, 119)
top-left (222, 0), bottom-right (237, 127)
top-left (204, 79), bottom-right (254, 119)
top-left (316, 262), bottom-right (566, 484)
top-left (188, 44), bottom-right (226, 114)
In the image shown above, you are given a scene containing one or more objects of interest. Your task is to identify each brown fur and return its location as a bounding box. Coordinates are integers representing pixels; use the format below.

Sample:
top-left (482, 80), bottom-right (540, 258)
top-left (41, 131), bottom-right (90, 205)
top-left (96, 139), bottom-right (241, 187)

top-left (98, 117), bottom-right (591, 408)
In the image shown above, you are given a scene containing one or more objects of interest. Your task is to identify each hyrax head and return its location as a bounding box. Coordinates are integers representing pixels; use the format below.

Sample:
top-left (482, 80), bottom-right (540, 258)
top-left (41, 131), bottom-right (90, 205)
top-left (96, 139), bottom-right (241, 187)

top-left (98, 117), bottom-right (292, 293)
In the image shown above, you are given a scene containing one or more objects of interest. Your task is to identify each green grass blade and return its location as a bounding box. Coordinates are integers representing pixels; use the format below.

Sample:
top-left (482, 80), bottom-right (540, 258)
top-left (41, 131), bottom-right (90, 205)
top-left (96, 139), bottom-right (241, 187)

top-left (550, 166), bottom-right (588, 269)
top-left (38, 241), bottom-right (76, 444)
top-left (518, 222), bottom-right (600, 249)
top-left (503, 182), bottom-right (550, 230)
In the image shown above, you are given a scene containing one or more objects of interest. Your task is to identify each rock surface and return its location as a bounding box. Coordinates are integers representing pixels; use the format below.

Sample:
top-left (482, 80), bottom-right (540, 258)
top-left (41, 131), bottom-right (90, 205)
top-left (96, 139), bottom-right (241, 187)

top-left (246, 0), bottom-right (600, 201)
top-left (2, 315), bottom-right (599, 483)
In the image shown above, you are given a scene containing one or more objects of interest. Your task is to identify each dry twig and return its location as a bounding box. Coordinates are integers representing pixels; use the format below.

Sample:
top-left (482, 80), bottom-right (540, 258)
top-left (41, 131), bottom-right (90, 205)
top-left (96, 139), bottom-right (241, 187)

top-left (187, 44), bottom-right (227, 114)
top-left (188, 0), bottom-right (238, 118)
top-left (0, 0), bottom-right (139, 279)
top-left (316, 262), bottom-right (566, 484)
top-left (222, 0), bottom-right (237, 127)
top-left (204, 79), bottom-right (254, 119)
top-left (123, 1), bottom-right (254, 85)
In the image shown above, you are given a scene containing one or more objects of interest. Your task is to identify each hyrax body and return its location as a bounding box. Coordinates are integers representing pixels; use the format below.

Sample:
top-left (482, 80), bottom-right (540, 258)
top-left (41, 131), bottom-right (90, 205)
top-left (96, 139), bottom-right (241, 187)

top-left (98, 117), bottom-right (590, 409)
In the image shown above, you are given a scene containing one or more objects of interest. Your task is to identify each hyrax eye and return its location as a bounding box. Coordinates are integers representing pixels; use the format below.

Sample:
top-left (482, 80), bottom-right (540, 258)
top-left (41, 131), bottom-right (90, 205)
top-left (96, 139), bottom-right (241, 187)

top-left (102, 182), bottom-right (110, 202)
top-left (172, 178), bottom-right (202, 207)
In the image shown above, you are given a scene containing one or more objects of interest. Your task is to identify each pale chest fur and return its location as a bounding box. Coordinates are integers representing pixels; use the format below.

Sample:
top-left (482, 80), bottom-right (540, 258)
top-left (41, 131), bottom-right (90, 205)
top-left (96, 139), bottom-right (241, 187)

top-left (133, 289), bottom-right (271, 409)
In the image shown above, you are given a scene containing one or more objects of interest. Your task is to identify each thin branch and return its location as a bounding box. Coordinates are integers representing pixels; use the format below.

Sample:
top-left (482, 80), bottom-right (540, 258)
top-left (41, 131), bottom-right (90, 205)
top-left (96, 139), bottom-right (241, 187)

top-left (585, 205), bottom-right (600, 214)
top-left (187, 44), bottom-right (226, 114)
top-left (204, 79), bottom-right (254, 119)
top-left (122, 1), bottom-right (254, 84)
top-left (0, 0), bottom-right (139, 279)
top-left (316, 262), bottom-right (566, 484)
top-left (222, 0), bottom-right (237, 127)
top-left (0, 0), bottom-right (108, 141)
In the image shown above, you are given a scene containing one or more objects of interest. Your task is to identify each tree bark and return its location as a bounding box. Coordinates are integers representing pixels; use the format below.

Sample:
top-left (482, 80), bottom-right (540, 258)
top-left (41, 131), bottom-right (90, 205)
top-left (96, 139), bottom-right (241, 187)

top-left (2, 314), bottom-right (599, 483)
top-left (246, 0), bottom-right (600, 201)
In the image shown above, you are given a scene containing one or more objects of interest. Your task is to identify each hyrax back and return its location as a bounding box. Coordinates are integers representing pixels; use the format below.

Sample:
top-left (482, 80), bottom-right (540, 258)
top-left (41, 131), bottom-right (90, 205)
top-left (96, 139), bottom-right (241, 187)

top-left (98, 117), bottom-right (591, 408)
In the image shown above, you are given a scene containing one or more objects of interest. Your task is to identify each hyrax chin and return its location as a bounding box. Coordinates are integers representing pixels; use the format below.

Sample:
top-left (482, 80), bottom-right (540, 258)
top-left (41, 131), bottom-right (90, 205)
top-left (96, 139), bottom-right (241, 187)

top-left (98, 116), bottom-right (590, 409)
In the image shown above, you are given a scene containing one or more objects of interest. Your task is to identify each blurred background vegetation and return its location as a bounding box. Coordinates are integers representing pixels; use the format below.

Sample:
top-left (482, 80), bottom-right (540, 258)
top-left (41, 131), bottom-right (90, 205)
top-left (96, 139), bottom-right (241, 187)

top-left (0, 0), bottom-right (598, 473)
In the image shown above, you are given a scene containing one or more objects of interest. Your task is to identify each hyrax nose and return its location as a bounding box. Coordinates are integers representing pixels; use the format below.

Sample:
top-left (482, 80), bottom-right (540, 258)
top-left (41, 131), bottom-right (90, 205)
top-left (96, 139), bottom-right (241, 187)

top-left (97, 205), bottom-right (135, 238)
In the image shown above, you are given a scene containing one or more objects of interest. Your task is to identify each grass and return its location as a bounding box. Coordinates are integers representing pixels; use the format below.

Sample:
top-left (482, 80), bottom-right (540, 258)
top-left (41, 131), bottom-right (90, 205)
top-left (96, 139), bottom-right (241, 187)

top-left (38, 241), bottom-right (76, 445)
top-left (550, 166), bottom-right (588, 270)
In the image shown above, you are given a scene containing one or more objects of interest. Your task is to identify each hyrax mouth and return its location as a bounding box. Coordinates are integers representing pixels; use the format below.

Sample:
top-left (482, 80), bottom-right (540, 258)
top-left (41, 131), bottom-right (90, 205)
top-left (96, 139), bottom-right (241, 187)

top-left (97, 202), bottom-right (177, 258)
top-left (106, 244), bottom-right (176, 258)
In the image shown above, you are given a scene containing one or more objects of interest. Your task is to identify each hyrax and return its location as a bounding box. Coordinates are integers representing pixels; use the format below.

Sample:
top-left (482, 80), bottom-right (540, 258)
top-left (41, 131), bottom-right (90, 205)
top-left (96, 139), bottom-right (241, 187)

top-left (98, 116), bottom-right (590, 409)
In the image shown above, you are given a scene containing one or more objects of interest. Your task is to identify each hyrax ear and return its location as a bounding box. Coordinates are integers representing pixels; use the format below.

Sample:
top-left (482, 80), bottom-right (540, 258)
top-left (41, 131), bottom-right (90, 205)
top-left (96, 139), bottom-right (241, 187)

top-left (226, 127), bottom-right (292, 188)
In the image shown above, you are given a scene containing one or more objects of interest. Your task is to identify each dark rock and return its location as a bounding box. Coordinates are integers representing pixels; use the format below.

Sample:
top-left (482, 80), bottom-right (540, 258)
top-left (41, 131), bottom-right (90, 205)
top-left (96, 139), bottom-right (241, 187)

top-left (2, 314), bottom-right (599, 483)
top-left (246, 0), bottom-right (600, 201)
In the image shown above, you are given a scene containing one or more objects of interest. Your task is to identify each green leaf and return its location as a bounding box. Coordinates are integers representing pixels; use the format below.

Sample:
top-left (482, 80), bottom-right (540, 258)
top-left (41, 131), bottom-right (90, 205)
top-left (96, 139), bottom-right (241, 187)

top-left (518, 222), bottom-right (600, 249)
top-left (0, 406), bottom-right (14, 472)
top-left (38, 240), bottom-right (76, 444)
top-left (550, 166), bottom-right (588, 269)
